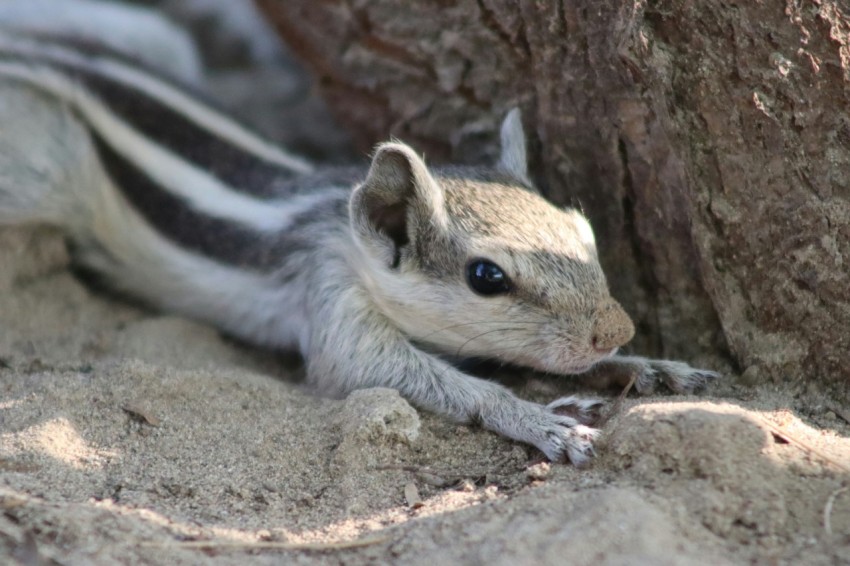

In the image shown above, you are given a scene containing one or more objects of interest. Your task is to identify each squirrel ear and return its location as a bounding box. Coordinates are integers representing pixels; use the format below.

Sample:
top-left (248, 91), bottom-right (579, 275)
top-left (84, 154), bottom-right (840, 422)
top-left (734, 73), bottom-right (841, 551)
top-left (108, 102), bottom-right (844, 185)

top-left (498, 108), bottom-right (532, 185)
top-left (350, 142), bottom-right (445, 267)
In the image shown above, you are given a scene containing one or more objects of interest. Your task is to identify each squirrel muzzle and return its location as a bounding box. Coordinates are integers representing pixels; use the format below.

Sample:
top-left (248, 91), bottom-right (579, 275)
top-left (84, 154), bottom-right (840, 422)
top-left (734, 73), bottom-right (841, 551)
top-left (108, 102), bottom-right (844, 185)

top-left (591, 298), bottom-right (635, 351)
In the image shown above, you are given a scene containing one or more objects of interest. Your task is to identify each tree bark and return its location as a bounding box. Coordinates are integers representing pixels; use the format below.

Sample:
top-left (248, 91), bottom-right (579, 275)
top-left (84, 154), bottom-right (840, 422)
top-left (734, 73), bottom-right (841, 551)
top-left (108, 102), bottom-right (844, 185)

top-left (257, 0), bottom-right (850, 392)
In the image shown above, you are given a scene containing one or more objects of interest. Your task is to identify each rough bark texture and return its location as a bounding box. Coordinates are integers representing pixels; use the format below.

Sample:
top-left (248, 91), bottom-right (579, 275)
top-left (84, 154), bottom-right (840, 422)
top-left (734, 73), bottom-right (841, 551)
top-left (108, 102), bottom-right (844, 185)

top-left (257, 0), bottom-right (850, 392)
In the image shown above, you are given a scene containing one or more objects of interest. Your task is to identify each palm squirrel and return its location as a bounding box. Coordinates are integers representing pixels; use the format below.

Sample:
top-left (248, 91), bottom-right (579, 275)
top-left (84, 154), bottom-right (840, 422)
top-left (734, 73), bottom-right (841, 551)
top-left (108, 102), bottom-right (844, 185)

top-left (0, 0), bottom-right (718, 464)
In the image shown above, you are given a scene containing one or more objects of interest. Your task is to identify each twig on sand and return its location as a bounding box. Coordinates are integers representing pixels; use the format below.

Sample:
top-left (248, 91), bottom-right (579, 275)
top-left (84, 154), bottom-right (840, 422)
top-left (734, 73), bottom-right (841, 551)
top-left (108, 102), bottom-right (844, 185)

top-left (373, 452), bottom-right (519, 483)
top-left (374, 463), bottom-right (483, 477)
top-left (755, 417), bottom-right (850, 474)
top-left (140, 535), bottom-right (391, 551)
top-left (595, 372), bottom-right (638, 427)
top-left (823, 485), bottom-right (849, 536)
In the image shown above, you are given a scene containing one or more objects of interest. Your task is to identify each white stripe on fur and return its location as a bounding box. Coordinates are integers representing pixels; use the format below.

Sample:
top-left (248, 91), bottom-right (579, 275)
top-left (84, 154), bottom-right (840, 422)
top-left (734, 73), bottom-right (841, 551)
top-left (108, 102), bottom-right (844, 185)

top-left (0, 0), bottom-right (204, 84)
top-left (0, 61), bottom-right (324, 232)
top-left (0, 34), bottom-right (313, 175)
top-left (82, 173), bottom-right (312, 351)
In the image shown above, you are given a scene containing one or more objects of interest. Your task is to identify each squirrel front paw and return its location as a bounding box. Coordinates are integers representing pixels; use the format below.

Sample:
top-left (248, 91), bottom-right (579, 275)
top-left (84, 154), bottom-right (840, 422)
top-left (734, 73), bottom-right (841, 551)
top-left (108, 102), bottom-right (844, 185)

top-left (622, 357), bottom-right (721, 394)
top-left (485, 396), bottom-right (603, 465)
top-left (538, 416), bottom-right (599, 465)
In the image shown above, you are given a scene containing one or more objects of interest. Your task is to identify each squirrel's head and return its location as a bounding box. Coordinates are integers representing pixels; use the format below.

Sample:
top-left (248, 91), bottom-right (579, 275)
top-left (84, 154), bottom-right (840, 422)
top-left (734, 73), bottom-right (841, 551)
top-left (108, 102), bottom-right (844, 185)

top-left (349, 109), bottom-right (634, 374)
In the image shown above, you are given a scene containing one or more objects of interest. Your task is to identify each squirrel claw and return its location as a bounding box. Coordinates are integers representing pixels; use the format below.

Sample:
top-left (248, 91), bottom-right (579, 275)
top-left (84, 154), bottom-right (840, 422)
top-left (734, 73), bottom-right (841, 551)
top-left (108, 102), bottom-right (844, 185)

top-left (632, 359), bottom-right (721, 394)
top-left (547, 395), bottom-right (604, 426)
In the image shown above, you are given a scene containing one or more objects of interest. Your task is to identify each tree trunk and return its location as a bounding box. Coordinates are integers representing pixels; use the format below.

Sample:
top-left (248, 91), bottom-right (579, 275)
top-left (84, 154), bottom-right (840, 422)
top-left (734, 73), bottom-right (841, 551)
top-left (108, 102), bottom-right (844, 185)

top-left (257, 0), bottom-right (850, 392)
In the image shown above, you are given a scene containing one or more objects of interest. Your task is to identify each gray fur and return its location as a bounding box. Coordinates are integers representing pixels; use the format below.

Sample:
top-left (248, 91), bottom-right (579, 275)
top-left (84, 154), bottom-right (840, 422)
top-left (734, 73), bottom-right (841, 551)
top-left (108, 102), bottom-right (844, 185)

top-left (0, 0), bottom-right (203, 83)
top-left (0, 1), bottom-right (719, 464)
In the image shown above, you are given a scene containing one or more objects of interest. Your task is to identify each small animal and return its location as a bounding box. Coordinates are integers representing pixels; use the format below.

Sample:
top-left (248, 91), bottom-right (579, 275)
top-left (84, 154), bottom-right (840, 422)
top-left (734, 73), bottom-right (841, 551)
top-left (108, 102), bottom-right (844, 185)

top-left (0, 0), bottom-right (718, 464)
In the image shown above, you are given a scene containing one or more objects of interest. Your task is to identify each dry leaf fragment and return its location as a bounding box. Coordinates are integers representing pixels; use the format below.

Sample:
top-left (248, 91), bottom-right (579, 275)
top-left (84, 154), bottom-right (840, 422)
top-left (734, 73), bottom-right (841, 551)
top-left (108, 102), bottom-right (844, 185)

top-left (404, 482), bottom-right (423, 508)
top-left (122, 403), bottom-right (161, 426)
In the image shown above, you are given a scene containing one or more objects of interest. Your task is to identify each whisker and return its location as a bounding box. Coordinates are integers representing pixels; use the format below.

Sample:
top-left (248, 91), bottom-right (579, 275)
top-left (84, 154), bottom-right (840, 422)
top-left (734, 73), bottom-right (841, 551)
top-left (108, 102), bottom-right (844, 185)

top-left (430, 326), bottom-right (555, 385)
top-left (417, 320), bottom-right (547, 342)
top-left (455, 327), bottom-right (531, 358)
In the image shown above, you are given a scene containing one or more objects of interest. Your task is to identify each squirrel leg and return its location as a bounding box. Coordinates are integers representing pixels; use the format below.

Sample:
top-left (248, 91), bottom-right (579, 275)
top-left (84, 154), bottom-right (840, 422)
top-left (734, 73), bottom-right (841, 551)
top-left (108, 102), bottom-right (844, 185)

top-left (583, 355), bottom-right (721, 394)
top-left (305, 296), bottom-right (600, 464)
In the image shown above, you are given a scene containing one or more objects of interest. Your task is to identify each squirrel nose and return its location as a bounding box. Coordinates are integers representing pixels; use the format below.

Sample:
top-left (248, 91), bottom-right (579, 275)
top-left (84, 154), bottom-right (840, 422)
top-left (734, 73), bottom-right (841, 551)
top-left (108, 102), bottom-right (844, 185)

top-left (591, 298), bottom-right (635, 351)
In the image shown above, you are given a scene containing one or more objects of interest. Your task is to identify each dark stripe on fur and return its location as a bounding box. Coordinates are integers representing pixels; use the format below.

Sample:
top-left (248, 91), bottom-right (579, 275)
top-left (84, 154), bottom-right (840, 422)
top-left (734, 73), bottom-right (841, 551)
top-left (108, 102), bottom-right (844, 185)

top-left (90, 130), bottom-right (280, 270)
top-left (89, 130), bottom-right (348, 274)
top-left (0, 49), bottom-right (295, 198)
top-left (1, 30), bottom-right (190, 83)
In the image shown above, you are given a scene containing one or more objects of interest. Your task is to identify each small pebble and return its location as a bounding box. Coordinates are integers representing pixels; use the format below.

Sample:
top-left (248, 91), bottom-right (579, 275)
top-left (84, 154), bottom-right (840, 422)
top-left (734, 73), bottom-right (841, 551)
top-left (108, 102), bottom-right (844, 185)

top-left (526, 462), bottom-right (551, 481)
top-left (740, 366), bottom-right (760, 386)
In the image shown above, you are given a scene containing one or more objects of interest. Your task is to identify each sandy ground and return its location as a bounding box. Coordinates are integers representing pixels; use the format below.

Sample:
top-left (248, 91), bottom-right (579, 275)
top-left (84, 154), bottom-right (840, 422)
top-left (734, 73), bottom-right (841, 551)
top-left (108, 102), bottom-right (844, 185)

top-left (1, 2), bottom-right (849, 562)
top-left (1, 225), bottom-right (849, 566)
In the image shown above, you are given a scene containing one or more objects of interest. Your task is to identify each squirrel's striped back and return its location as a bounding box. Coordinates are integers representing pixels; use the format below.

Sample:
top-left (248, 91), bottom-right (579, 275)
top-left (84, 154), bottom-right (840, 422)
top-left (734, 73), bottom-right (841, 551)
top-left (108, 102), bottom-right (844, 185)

top-left (0, 29), bottom-right (349, 349)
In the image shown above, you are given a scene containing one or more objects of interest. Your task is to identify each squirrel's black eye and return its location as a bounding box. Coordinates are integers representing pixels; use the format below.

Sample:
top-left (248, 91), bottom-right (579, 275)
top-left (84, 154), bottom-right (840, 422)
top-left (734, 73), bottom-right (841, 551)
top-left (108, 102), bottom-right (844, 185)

top-left (467, 259), bottom-right (511, 296)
